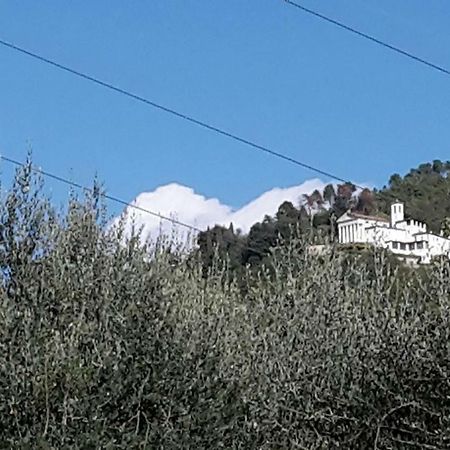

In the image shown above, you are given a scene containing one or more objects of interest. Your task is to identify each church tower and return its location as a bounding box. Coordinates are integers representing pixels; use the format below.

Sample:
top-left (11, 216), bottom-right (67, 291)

top-left (391, 202), bottom-right (404, 227)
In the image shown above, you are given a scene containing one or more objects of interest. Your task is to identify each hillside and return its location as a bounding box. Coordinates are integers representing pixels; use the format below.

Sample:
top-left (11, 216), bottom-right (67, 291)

top-left (198, 160), bottom-right (450, 269)
top-left (1, 161), bottom-right (449, 448)
top-left (376, 160), bottom-right (450, 233)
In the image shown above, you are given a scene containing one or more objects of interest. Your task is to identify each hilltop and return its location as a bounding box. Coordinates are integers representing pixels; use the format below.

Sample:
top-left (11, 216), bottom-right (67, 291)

top-left (198, 160), bottom-right (450, 269)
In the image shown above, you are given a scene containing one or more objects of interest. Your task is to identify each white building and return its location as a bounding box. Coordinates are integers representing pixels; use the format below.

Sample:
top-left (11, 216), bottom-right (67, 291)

top-left (337, 202), bottom-right (450, 264)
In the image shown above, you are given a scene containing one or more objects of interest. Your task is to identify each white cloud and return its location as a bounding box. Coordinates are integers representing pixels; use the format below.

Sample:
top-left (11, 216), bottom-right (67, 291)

top-left (229, 179), bottom-right (327, 232)
top-left (113, 179), bottom-right (327, 243)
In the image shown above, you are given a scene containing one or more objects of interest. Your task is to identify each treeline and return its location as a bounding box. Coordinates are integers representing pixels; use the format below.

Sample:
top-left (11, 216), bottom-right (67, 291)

top-left (376, 159), bottom-right (450, 233)
top-left (198, 160), bottom-right (450, 271)
top-left (197, 182), bottom-right (368, 271)
top-left (1, 162), bottom-right (449, 448)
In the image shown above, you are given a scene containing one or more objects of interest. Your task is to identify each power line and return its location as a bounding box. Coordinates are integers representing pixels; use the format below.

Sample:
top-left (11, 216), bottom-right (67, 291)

top-left (283, 0), bottom-right (450, 77)
top-left (0, 155), bottom-right (270, 258)
top-left (0, 37), bottom-right (357, 187)
top-left (0, 155), bottom-right (202, 233)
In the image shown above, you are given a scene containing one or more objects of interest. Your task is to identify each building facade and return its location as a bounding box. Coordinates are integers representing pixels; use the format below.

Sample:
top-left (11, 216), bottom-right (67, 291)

top-left (337, 202), bottom-right (450, 264)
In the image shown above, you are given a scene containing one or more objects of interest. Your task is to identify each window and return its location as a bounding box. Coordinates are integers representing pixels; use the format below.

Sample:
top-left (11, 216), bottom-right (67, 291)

top-left (392, 242), bottom-right (399, 249)
top-left (417, 242), bottom-right (424, 250)
top-left (409, 243), bottom-right (415, 250)
top-left (400, 243), bottom-right (406, 250)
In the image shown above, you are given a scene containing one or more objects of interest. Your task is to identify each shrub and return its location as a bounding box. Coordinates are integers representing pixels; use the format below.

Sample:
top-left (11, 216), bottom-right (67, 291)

top-left (0, 163), bottom-right (449, 448)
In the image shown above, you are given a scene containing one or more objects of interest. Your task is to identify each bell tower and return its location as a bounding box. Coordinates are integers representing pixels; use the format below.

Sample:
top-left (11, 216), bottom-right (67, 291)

top-left (391, 202), bottom-right (404, 227)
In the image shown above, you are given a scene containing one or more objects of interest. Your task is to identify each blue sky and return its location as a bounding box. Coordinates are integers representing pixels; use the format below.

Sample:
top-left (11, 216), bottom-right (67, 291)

top-left (1, 0), bottom-right (450, 215)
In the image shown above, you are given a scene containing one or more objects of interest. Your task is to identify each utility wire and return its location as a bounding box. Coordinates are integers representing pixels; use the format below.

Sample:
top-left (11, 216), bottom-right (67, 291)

top-left (0, 155), bottom-right (271, 257)
top-left (0, 38), bottom-right (357, 187)
top-left (283, 0), bottom-right (450, 77)
top-left (0, 155), bottom-right (202, 233)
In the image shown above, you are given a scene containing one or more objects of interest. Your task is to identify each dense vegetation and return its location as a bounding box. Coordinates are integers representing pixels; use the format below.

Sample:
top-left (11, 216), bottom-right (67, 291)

top-left (376, 160), bottom-right (450, 233)
top-left (1, 162), bottom-right (449, 448)
top-left (199, 160), bottom-right (450, 271)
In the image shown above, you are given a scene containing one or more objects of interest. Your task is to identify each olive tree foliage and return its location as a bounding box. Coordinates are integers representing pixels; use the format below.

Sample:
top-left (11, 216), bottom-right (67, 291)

top-left (0, 163), bottom-right (449, 449)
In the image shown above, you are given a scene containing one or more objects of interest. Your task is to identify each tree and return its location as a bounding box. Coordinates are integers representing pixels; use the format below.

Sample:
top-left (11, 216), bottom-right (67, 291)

top-left (441, 217), bottom-right (450, 238)
top-left (323, 183), bottom-right (336, 205)
top-left (2, 159), bottom-right (450, 448)
top-left (388, 173), bottom-right (402, 188)
top-left (332, 182), bottom-right (356, 217)
top-left (301, 190), bottom-right (325, 230)
top-left (432, 159), bottom-right (444, 174)
top-left (197, 224), bottom-right (245, 275)
top-left (376, 161), bottom-right (450, 232)
top-left (275, 201), bottom-right (302, 241)
top-left (355, 188), bottom-right (376, 215)
top-left (244, 216), bottom-right (278, 267)
top-left (310, 189), bottom-right (324, 208)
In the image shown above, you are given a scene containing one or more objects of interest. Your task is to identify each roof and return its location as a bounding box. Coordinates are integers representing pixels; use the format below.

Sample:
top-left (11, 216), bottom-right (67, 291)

top-left (385, 238), bottom-right (427, 244)
top-left (347, 212), bottom-right (390, 223)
